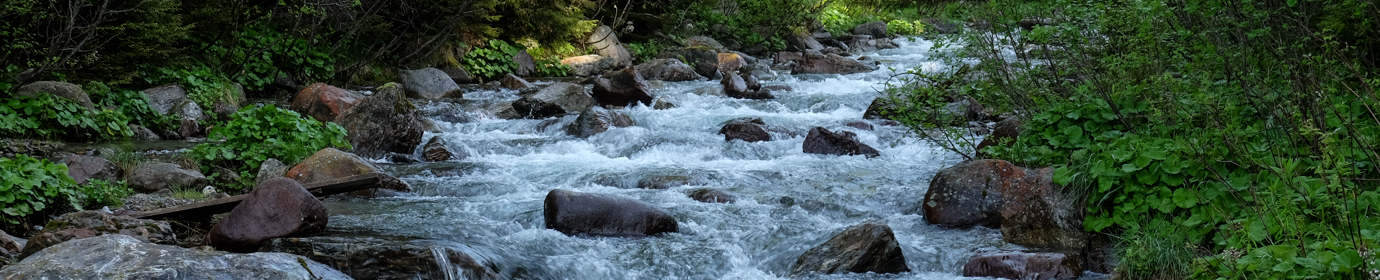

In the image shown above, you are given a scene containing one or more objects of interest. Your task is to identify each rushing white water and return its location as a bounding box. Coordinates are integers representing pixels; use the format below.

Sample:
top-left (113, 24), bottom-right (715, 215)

top-left (322, 38), bottom-right (1029, 279)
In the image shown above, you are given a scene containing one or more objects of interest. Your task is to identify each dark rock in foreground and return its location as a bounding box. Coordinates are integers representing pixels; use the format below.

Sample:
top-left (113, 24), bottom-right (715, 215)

top-left (802, 127), bottom-right (881, 158)
top-left (263, 236), bottom-right (497, 280)
top-left (543, 189), bottom-right (678, 237)
top-left (2, 234), bottom-right (351, 280)
top-left (963, 251), bottom-right (1082, 280)
top-left (208, 178), bottom-right (328, 253)
top-left (790, 220), bottom-right (909, 277)
top-left (18, 210), bottom-right (176, 259)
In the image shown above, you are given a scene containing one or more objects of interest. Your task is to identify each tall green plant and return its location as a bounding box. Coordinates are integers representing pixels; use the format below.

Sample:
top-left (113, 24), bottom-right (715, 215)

top-left (0, 155), bottom-right (80, 225)
top-left (190, 104), bottom-right (350, 191)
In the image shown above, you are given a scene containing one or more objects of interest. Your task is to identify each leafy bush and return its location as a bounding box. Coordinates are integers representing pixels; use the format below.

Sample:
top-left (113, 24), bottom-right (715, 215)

top-left (0, 155), bottom-right (80, 225)
top-left (76, 179), bottom-right (135, 209)
top-left (142, 66), bottom-right (241, 111)
top-left (462, 39), bottom-right (522, 80)
top-left (627, 41), bottom-right (667, 64)
top-left (190, 104), bottom-right (350, 191)
top-left (204, 23), bottom-right (335, 92)
top-left (0, 93), bottom-right (133, 141)
top-left (86, 82), bottom-right (178, 132)
top-left (887, 19), bottom-right (924, 35)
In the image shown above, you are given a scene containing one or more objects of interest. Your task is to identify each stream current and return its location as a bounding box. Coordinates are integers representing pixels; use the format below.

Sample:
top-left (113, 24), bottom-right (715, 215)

top-left (322, 37), bottom-right (1023, 280)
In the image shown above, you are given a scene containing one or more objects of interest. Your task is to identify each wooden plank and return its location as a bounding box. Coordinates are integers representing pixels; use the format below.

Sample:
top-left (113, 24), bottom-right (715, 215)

top-left (132, 173), bottom-right (383, 220)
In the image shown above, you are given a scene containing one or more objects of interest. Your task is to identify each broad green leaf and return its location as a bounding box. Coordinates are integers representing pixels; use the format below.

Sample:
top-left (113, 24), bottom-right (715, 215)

top-left (1173, 188), bottom-right (1198, 208)
top-left (1110, 150), bottom-right (1133, 162)
top-left (1333, 250), bottom-right (1362, 271)
top-left (1247, 220), bottom-right (1268, 242)
top-left (1121, 163), bottom-right (1141, 173)
top-left (1144, 148), bottom-right (1169, 160)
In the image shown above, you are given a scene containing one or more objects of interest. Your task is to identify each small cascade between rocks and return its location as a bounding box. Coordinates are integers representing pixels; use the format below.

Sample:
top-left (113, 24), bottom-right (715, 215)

top-left (317, 37), bottom-right (1054, 280)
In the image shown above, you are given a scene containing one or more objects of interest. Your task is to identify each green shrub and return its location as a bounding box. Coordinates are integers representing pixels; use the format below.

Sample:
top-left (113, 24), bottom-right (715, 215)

top-left (204, 23), bottom-right (335, 92)
top-left (142, 66), bottom-right (241, 111)
top-left (627, 41), bottom-right (667, 64)
top-left (76, 179), bottom-right (135, 209)
top-left (190, 104), bottom-right (350, 191)
top-left (0, 92), bottom-right (133, 141)
top-left (887, 19), bottom-right (924, 35)
top-left (86, 82), bottom-right (178, 132)
top-left (0, 155), bottom-right (80, 225)
top-left (462, 39), bottom-right (523, 80)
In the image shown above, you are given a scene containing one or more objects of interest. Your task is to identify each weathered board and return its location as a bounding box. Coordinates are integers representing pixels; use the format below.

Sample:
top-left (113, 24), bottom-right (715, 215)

top-left (131, 173), bottom-right (382, 220)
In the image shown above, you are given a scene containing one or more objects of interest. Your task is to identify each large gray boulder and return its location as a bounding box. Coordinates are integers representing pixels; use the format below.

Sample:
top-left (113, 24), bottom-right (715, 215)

top-left (262, 236), bottom-right (497, 280)
top-left (142, 85), bottom-right (208, 120)
top-left (440, 66), bottom-right (476, 84)
top-left (566, 107), bottom-right (635, 138)
top-left (57, 155), bottom-right (120, 185)
top-left (775, 52), bottom-right (878, 75)
top-left (634, 58), bottom-right (704, 81)
top-left (399, 68), bottom-right (463, 100)
top-left (524, 82), bottom-right (594, 113)
top-left (335, 83), bottom-right (424, 158)
top-left (561, 55), bottom-right (619, 77)
top-left (14, 81), bottom-right (93, 110)
top-left (128, 162), bottom-right (209, 193)
top-left (513, 49), bottom-right (537, 76)
top-left (587, 25), bottom-right (633, 68)
top-left (1, 234), bottom-right (351, 280)
top-left (786, 30), bottom-right (825, 51)
top-left (543, 189), bottom-right (679, 237)
top-left (256, 158), bottom-right (289, 185)
top-left (208, 178), bottom-right (329, 253)
top-left (789, 220), bottom-right (909, 277)
top-left (18, 210), bottom-right (176, 259)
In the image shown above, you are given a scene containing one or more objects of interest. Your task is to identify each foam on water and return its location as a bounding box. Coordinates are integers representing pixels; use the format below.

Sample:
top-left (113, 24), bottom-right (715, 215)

top-left (323, 36), bottom-right (1021, 279)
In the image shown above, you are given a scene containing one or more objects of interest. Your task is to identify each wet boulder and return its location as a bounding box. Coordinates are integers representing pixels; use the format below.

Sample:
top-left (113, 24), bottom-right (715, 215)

top-left (561, 55), bottom-right (618, 77)
top-left (286, 148), bottom-right (411, 192)
top-left (922, 159), bottom-right (1088, 249)
top-left (543, 189), bottom-right (679, 237)
top-left (963, 251), bottom-right (1082, 280)
top-left (743, 74), bottom-right (762, 91)
top-left (499, 73), bottom-right (533, 90)
top-left (257, 158), bottom-right (289, 185)
top-left (15, 81), bottom-right (94, 110)
top-left (3, 234), bottom-right (351, 280)
top-left (515, 82), bottom-right (593, 118)
top-left (776, 52), bottom-right (878, 75)
top-left (687, 188), bottom-right (736, 203)
top-left (57, 155), bottom-right (120, 185)
top-left (719, 117), bottom-right (771, 142)
top-left (721, 71), bottom-right (750, 98)
top-left (659, 48), bottom-right (720, 79)
top-left (18, 210), bottom-right (176, 259)
top-left (566, 107), bottom-right (636, 138)
top-left (634, 58), bottom-right (703, 81)
top-left (208, 178), bottom-right (329, 253)
top-left (789, 220), bottom-right (909, 277)
top-left (399, 68), bottom-right (464, 100)
top-left (786, 30), bottom-right (825, 51)
top-left (128, 162), bottom-right (209, 193)
top-left (803, 127), bottom-right (881, 158)
top-left (335, 83), bottom-right (424, 158)
top-left (853, 21), bottom-right (889, 38)
top-left (588, 25), bottom-right (633, 68)
top-left (291, 83), bottom-right (364, 122)
top-left (592, 67), bottom-right (654, 107)
top-left (263, 236), bottom-right (497, 280)
top-left (423, 136), bottom-right (454, 161)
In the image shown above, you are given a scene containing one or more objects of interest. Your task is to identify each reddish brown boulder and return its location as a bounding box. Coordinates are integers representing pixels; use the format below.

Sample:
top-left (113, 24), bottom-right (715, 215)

top-left (977, 117), bottom-right (1023, 157)
top-left (963, 251), bottom-right (1082, 280)
top-left (286, 148), bottom-right (410, 192)
top-left (18, 210), bottom-right (176, 259)
top-left (57, 155), bottom-right (120, 185)
top-left (208, 178), bottom-right (328, 253)
top-left (592, 67), bottom-right (654, 107)
top-left (543, 189), bottom-right (678, 237)
top-left (717, 52), bottom-right (746, 74)
top-left (803, 127), bottom-right (880, 158)
top-left (291, 83), bottom-right (363, 122)
top-left (719, 117), bottom-right (771, 142)
top-left (789, 220), bottom-right (909, 277)
top-left (922, 159), bottom-right (1088, 250)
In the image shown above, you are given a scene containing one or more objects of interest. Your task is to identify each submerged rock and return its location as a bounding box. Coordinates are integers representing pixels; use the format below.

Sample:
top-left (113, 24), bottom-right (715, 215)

top-left (802, 127), bottom-right (881, 158)
top-left (963, 251), bottom-right (1082, 280)
top-left (399, 68), bottom-right (464, 99)
top-left (208, 178), bottom-right (328, 253)
top-left (2, 234), bottom-right (351, 280)
top-left (128, 162), bottom-right (209, 193)
top-left (423, 136), bottom-right (454, 161)
top-left (18, 210), bottom-right (176, 259)
top-left (543, 189), bottom-right (679, 237)
top-left (566, 107), bottom-right (635, 138)
top-left (523, 82), bottom-right (594, 113)
top-left (719, 117), bottom-right (771, 142)
top-left (335, 83), bottom-right (424, 158)
top-left (789, 220), bottom-right (909, 277)
top-left (291, 83), bottom-right (364, 122)
top-left (592, 67), bottom-right (654, 107)
top-left (775, 52), bottom-right (878, 75)
top-left (499, 73), bottom-right (533, 90)
top-left (687, 188), bottom-right (736, 203)
top-left (263, 236), bottom-right (497, 280)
